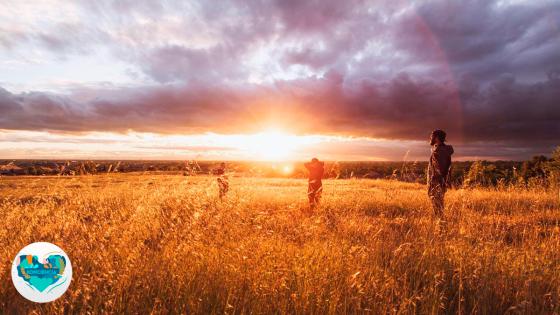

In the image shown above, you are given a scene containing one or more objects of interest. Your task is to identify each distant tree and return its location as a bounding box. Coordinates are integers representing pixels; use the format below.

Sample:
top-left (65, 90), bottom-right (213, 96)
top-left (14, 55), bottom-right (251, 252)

top-left (25, 166), bottom-right (38, 176)
top-left (545, 146), bottom-right (560, 186)
top-left (464, 161), bottom-right (505, 187)
top-left (548, 146), bottom-right (560, 169)
top-left (519, 155), bottom-right (549, 183)
top-left (464, 161), bottom-right (486, 187)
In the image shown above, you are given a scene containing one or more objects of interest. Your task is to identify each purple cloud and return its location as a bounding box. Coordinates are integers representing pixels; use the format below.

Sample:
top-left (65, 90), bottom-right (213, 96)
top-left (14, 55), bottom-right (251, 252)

top-left (0, 0), bottom-right (559, 159)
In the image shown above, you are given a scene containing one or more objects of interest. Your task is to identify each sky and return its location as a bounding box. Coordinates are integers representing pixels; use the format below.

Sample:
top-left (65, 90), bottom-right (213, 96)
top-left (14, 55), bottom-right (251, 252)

top-left (0, 0), bottom-right (559, 161)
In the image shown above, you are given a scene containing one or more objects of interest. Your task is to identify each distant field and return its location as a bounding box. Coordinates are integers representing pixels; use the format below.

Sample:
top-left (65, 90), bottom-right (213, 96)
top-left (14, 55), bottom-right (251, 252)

top-left (1, 175), bottom-right (559, 314)
top-left (0, 159), bottom-right (501, 184)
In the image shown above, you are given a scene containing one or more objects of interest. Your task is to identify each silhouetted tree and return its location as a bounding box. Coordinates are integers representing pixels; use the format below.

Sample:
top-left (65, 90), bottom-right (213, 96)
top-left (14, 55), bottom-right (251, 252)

top-left (464, 161), bottom-right (507, 187)
top-left (545, 146), bottom-right (560, 186)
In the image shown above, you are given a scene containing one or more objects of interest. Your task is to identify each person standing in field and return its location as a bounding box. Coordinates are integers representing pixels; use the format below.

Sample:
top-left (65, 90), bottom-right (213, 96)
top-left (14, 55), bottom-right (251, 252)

top-left (214, 162), bottom-right (229, 200)
top-left (428, 129), bottom-right (454, 219)
top-left (305, 158), bottom-right (325, 209)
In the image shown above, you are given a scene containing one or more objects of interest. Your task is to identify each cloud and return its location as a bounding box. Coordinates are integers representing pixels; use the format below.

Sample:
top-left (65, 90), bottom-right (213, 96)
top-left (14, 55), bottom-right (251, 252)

top-left (0, 0), bottom-right (559, 159)
top-left (0, 71), bottom-right (558, 146)
top-left (140, 45), bottom-right (247, 83)
top-left (409, 0), bottom-right (560, 81)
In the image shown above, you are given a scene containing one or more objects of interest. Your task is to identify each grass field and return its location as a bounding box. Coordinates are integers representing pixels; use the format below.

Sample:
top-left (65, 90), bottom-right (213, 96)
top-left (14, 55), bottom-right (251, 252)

top-left (1, 174), bottom-right (559, 314)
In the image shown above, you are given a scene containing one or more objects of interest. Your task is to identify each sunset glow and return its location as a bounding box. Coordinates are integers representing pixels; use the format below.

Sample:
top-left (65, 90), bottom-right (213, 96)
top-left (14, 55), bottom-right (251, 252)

top-left (0, 0), bottom-right (558, 160)
top-left (282, 165), bottom-right (294, 175)
top-left (242, 130), bottom-right (305, 161)
top-left (0, 128), bottom-right (544, 161)
top-left (0, 130), bottom-right (371, 161)
top-left (1, 1), bottom-right (560, 313)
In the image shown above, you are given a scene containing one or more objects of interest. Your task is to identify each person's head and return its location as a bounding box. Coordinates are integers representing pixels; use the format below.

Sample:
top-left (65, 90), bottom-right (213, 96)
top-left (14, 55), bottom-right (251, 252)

top-left (220, 162), bottom-right (226, 168)
top-left (430, 129), bottom-right (446, 146)
top-left (311, 157), bottom-right (319, 163)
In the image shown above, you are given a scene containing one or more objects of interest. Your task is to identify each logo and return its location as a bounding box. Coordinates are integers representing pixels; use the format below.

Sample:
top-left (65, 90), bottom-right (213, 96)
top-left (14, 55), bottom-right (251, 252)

top-left (11, 242), bottom-right (72, 303)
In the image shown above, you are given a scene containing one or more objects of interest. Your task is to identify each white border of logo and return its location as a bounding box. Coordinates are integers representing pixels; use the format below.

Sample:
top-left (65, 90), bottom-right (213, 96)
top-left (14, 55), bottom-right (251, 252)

top-left (11, 242), bottom-right (73, 303)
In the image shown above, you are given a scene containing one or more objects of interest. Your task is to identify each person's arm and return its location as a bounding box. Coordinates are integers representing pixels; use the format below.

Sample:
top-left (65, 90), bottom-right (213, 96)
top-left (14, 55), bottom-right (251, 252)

top-left (446, 164), bottom-right (452, 187)
top-left (433, 147), bottom-right (445, 177)
top-left (445, 151), bottom-right (453, 184)
top-left (427, 158), bottom-right (432, 183)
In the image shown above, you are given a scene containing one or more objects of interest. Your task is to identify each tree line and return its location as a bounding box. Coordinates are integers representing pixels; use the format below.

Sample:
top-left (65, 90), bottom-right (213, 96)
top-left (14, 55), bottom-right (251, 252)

top-left (1, 146), bottom-right (559, 189)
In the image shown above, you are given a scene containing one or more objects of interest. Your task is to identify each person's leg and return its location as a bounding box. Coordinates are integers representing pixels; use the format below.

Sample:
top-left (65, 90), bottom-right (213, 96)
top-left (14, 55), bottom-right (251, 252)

top-left (435, 190), bottom-right (447, 233)
top-left (315, 184), bottom-right (323, 206)
top-left (218, 178), bottom-right (227, 199)
top-left (309, 198), bottom-right (316, 209)
top-left (308, 182), bottom-right (316, 208)
top-left (428, 182), bottom-right (445, 218)
top-left (223, 179), bottom-right (229, 194)
top-left (432, 193), bottom-right (444, 217)
top-left (308, 179), bottom-right (325, 209)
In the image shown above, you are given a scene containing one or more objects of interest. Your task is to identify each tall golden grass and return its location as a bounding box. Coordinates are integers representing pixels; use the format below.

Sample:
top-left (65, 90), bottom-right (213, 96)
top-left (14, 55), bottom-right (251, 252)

top-left (1, 174), bottom-right (559, 314)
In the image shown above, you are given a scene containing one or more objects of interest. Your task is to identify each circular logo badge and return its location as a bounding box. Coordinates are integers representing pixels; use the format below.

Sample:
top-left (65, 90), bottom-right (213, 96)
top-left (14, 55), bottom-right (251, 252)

top-left (11, 242), bottom-right (72, 303)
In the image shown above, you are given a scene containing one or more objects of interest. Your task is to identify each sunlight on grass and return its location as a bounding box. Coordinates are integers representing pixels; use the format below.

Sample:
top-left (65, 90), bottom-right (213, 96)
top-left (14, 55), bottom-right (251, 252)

top-left (0, 175), bottom-right (559, 313)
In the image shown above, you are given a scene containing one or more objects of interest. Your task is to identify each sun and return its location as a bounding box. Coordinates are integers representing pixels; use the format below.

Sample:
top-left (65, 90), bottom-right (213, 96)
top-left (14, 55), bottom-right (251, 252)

top-left (247, 130), bottom-right (299, 161)
top-left (282, 165), bottom-right (293, 174)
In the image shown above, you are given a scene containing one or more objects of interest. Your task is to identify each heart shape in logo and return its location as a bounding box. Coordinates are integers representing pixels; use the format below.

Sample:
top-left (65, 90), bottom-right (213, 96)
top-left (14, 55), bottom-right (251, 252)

top-left (17, 255), bottom-right (67, 292)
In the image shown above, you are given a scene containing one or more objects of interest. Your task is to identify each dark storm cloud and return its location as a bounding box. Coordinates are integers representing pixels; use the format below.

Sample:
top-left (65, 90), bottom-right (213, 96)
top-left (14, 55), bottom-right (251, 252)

top-left (409, 0), bottom-right (560, 81)
top-left (1, 71), bottom-right (558, 148)
top-left (0, 88), bottom-right (87, 131)
top-left (1, 0), bottom-right (559, 159)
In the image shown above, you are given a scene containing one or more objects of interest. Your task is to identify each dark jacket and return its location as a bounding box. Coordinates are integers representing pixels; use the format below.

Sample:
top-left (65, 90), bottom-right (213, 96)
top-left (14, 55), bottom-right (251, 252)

top-left (428, 144), bottom-right (454, 183)
top-left (305, 161), bottom-right (324, 182)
